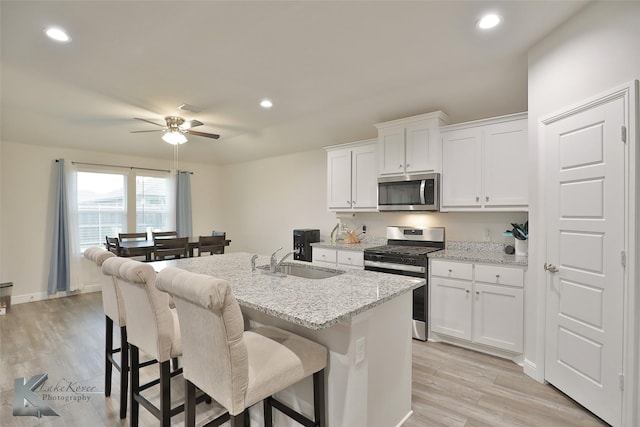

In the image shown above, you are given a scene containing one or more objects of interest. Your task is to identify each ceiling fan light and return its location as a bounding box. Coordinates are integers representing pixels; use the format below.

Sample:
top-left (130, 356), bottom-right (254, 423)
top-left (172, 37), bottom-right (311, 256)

top-left (162, 131), bottom-right (187, 145)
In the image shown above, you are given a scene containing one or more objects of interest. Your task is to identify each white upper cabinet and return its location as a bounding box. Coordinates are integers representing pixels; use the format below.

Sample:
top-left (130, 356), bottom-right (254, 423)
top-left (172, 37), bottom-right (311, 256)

top-left (326, 139), bottom-right (378, 211)
top-left (441, 112), bottom-right (528, 211)
top-left (375, 111), bottom-right (449, 176)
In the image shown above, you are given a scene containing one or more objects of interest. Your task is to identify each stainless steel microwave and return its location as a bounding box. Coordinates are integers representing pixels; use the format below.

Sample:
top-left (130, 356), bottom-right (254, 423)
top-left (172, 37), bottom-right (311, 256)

top-left (378, 173), bottom-right (440, 211)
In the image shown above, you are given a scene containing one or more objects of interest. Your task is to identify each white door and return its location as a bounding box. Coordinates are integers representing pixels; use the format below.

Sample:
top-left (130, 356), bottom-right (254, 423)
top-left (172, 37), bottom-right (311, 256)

top-left (544, 95), bottom-right (626, 426)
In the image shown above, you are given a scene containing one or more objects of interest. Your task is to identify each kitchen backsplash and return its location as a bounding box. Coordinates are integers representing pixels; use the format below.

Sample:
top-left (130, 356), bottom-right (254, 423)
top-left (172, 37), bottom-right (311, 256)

top-left (335, 211), bottom-right (528, 245)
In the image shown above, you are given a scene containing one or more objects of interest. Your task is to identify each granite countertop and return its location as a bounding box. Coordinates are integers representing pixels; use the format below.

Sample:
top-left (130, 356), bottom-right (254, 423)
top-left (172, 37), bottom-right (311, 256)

top-left (152, 252), bottom-right (422, 330)
top-left (428, 241), bottom-right (528, 267)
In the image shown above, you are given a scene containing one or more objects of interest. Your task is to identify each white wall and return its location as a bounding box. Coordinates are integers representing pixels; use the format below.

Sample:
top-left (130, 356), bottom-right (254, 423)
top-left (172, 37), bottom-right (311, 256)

top-left (526, 0), bottom-right (640, 414)
top-left (219, 149), bottom-right (337, 256)
top-left (0, 141), bottom-right (223, 303)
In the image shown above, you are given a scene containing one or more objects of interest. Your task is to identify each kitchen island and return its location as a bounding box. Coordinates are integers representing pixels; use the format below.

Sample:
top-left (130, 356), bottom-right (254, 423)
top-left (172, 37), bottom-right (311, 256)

top-left (152, 252), bottom-right (422, 427)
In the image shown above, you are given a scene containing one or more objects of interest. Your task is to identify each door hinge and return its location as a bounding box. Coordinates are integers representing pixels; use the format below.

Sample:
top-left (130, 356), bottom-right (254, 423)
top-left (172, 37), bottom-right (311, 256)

top-left (619, 373), bottom-right (624, 391)
top-left (622, 126), bottom-right (627, 143)
top-left (621, 250), bottom-right (627, 268)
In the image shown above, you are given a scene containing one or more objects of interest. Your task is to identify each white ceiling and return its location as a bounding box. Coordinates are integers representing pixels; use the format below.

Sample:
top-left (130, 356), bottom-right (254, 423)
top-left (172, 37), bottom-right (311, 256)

top-left (0, 1), bottom-right (589, 165)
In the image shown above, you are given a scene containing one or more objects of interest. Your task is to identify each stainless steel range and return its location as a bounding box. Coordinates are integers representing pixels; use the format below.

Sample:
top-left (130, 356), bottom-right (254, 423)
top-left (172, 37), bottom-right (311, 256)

top-left (364, 226), bottom-right (445, 341)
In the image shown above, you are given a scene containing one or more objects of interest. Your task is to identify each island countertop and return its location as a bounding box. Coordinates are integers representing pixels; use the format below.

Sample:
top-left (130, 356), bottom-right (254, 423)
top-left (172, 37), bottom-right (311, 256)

top-left (151, 252), bottom-right (423, 330)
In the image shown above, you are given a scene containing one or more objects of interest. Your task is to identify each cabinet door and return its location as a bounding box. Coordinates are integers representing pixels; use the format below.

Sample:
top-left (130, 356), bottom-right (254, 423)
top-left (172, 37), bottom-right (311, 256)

top-left (430, 276), bottom-right (472, 340)
top-left (483, 119), bottom-right (528, 207)
top-left (472, 283), bottom-right (523, 353)
top-left (405, 122), bottom-right (439, 173)
top-left (337, 250), bottom-right (364, 267)
top-left (327, 148), bottom-right (352, 209)
top-left (441, 128), bottom-right (482, 207)
top-left (313, 247), bottom-right (337, 264)
top-left (351, 144), bottom-right (378, 209)
top-left (378, 127), bottom-right (405, 175)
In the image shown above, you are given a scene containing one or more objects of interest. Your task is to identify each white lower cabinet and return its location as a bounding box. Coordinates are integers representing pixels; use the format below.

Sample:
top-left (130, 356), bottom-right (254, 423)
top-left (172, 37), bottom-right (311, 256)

top-left (430, 260), bottom-right (524, 354)
top-left (313, 247), bottom-right (364, 268)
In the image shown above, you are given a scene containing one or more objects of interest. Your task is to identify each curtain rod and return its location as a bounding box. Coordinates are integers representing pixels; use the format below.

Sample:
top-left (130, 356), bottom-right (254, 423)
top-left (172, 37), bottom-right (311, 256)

top-left (61, 160), bottom-right (193, 174)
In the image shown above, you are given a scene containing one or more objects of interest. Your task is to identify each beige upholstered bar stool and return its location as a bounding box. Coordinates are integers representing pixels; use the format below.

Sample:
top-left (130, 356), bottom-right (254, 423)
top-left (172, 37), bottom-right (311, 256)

top-left (102, 258), bottom-right (187, 427)
top-left (84, 247), bottom-right (129, 419)
top-left (156, 267), bottom-right (328, 427)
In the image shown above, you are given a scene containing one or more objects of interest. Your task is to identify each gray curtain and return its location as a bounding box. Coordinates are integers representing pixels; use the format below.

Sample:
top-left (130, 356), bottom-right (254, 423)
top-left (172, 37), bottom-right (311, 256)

top-left (48, 159), bottom-right (70, 294)
top-left (176, 171), bottom-right (193, 238)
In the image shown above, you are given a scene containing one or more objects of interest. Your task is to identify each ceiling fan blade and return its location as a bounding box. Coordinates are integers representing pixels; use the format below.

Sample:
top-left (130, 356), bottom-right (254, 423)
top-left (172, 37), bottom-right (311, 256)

top-left (134, 117), bottom-right (165, 127)
top-left (130, 129), bottom-right (163, 133)
top-left (186, 130), bottom-right (220, 139)
top-left (181, 119), bottom-right (203, 129)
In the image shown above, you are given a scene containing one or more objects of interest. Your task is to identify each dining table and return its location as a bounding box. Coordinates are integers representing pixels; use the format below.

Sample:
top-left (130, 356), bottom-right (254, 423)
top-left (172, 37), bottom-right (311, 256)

top-left (118, 237), bottom-right (231, 261)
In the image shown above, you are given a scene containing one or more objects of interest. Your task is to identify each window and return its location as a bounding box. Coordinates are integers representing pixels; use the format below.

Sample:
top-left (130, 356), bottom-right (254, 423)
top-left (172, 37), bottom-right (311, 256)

top-left (136, 175), bottom-right (172, 233)
top-left (77, 172), bottom-right (127, 250)
top-left (76, 169), bottom-right (173, 251)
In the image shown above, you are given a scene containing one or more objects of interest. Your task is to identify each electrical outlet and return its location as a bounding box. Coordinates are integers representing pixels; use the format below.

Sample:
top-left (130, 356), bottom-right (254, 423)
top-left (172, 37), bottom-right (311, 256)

top-left (355, 337), bottom-right (366, 365)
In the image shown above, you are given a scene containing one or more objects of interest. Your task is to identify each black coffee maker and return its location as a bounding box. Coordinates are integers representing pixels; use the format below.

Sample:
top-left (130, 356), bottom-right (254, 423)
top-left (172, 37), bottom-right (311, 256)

top-left (293, 229), bottom-right (320, 262)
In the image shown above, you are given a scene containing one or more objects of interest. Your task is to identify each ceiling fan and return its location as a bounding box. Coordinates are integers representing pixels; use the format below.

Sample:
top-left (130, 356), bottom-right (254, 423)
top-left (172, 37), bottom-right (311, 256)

top-left (131, 116), bottom-right (220, 145)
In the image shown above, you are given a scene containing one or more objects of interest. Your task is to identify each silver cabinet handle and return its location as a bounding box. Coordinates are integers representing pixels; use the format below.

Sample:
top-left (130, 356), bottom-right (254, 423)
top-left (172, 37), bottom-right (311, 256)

top-left (475, 291), bottom-right (480, 295)
top-left (399, 164), bottom-right (403, 169)
top-left (465, 289), bottom-right (470, 294)
top-left (544, 263), bottom-right (559, 273)
top-left (476, 196), bottom-right (480, 202)
top-left (496, 274), bottom-right (500, 278)
top-left (352, 200), bottom-right (355, 205)
top-left (486, 196), bottom-right (489, 202)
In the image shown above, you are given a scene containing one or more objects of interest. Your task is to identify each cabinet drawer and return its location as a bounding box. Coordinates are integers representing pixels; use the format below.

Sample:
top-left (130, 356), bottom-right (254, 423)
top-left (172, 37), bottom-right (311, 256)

top-left (475, 264), bottom-right (524, 287)
top-left (313, 247), bottom-right (337, 263)
top-left (430, 260), bottom-right (473, 280)
top-left (337, 250), bottom-right (364, 267)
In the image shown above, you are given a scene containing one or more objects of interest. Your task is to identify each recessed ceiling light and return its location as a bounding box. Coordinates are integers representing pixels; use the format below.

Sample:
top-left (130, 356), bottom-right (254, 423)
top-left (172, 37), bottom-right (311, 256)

top-left (45, 27), bottom-right (71, 42)
top-left (477, 13), bottom-right (501, 30)
top-left (260, 99), bottom-right (273, 109)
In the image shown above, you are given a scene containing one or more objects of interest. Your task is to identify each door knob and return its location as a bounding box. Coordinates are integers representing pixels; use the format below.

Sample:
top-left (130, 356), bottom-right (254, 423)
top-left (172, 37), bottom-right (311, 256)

top-left (544, 263), bottom-right (559, 273)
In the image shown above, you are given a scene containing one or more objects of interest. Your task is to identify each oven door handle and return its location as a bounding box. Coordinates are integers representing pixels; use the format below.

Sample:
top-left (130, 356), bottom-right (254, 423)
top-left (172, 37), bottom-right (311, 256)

top-left (364, 260), bottom-right (425, 274)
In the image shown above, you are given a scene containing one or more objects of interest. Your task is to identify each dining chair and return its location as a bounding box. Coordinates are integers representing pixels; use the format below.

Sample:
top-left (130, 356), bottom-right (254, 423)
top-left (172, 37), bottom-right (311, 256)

top-left (84, 247), bottom-right (129, 419)
top-left (102, 258), bottom-right (205, 427)
top-left (152, 231), bottom-right (178, 240)
top-left (154, 237), bottom-right (189, 260)
top-left (106, 236), bottom-right (122, 256)
top-left (156, 267), bottom-right (328, 427)
top-left (197, 235), bottom-right (225, 256)
top-left (118, 232), bottom-right (149, 258)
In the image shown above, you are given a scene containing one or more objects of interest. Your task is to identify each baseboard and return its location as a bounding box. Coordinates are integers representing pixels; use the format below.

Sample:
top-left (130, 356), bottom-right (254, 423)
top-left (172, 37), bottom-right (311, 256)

top-left (523, 358), bottom-right (542, 382)
top-left (397, 410), bottom-right (414, 426)
top-left (11, 284), bottom-right (101, 305)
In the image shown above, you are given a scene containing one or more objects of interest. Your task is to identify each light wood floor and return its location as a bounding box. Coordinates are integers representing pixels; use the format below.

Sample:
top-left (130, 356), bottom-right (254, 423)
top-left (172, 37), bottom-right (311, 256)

top-left (0, 293), bottom-right (609, 426)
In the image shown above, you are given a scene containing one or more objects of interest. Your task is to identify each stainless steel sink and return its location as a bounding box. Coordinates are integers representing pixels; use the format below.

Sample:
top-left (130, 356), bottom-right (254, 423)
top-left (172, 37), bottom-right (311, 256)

top-left (257, 262), bottom-right (345, 279)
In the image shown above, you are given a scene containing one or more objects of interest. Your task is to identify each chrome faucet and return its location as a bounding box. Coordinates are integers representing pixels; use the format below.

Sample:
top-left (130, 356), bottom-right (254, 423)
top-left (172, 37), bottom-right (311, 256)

top-left (250, 254), bottom-right (259, 271)
top-left (270, 247), bottom-right (296, 273)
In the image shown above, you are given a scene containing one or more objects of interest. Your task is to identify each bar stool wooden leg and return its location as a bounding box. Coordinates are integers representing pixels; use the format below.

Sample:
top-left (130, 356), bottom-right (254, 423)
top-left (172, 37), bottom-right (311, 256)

top-left (314, 369), bottom-right (326, 427)
top-left (119, 326), bottom-right (128, 419)
top-left (160, 361), bottom-right (171, 427)
top-left (104, 316), bottom-right (113, 397)
top-left (264, 397), bottom-right (273, 427)
top-left (184, 379), bottom-right (196, 427)
top-left (130, 344), bottom-right (140, 427)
